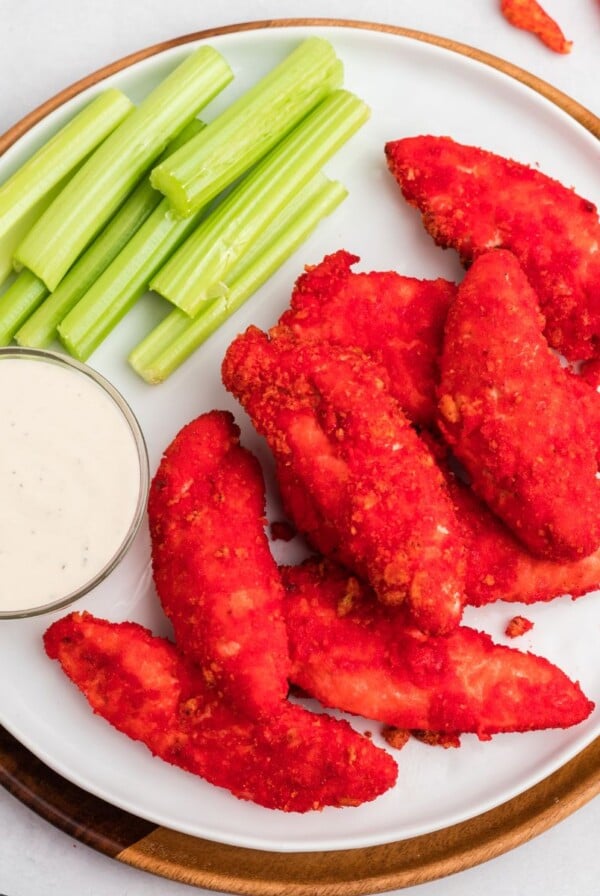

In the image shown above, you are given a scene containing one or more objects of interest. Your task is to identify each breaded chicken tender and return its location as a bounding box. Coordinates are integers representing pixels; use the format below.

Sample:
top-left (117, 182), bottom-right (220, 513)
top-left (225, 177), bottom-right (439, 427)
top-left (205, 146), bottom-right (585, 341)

top-left (282, 560), bottom-right (594, 738)
top-left (437, 250), bottom-right (600, 561)
top-left (148, 410), bottom-right (289, 719)
top-left (446, 470), bottom-right (600, 606)
top-left (222, 326), bottom-right (465, 635)
top-left (44, 612), bottom-right (398, 812)
top-left (278, 249), bottom-right (456, 426)
top-left (565, 370), bottom-right (600, 467)
top-left (385, 135), bottom-right (600, 360)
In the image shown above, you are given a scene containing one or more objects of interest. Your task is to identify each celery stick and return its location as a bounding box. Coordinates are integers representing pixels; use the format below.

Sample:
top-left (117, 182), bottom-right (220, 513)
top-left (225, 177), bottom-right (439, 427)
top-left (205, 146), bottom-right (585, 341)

top-left (0, 183), bottom-right (62, 285)
top-left (15, 120), bottom-right (205, 349)
top-left (129, 175), bottom-right (347, 384)
top-left (58, 88), bottom-right (365, 364)
top-left (151, 37), bottom-right (343, 216)
top-left (56, 195), bottom-right (207, 362)
top-left (0, 269), bottom-right (48, 345)
top-left (16, 47), bottom-right (232, 290)
top-left (0, 89), bottom-right (133, 245)
top-left (151, 90), bottom-right (369, 316)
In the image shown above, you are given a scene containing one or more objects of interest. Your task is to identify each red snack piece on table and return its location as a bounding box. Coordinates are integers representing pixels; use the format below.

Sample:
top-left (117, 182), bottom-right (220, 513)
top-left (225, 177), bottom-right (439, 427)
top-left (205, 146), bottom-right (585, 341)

top-left (500, 0), bottom-right (572, 54)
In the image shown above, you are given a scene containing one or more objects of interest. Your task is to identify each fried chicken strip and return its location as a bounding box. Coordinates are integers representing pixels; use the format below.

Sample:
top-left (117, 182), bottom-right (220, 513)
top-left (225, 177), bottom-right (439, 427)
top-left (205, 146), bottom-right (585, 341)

top-left (437, 250), bottom-right (600, 561)
top-left (277, 435), bottom-right (600, 606)
top-left (278, 249), bottom-right (456, 427)
top-left (565, 371), bottom-right (600, 467)
top-left (222, 326), bottom-right (465, 635)
top-left (447, 471), bottom-right (600, 606)
top-left (148, 410), bottom-right (289, 719)
top-left (282, 560), bottom-right (594, 738)
top-left (385, 135), bottom-right (600, 360)
top-left (281, 249), bottom-right (600, 461)
top-left (44, 613), bottom-right (397, 811)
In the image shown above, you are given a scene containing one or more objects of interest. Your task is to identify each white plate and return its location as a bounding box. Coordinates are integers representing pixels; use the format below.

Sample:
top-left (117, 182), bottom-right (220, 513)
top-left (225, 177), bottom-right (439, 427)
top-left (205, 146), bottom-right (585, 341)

top-left (0, 24), bottom-right (598, 854)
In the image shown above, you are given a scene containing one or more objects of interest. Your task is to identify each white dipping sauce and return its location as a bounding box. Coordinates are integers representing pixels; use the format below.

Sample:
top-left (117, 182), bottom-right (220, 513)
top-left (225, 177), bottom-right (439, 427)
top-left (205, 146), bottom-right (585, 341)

top-left (0, 355), bottom-right (144, 614)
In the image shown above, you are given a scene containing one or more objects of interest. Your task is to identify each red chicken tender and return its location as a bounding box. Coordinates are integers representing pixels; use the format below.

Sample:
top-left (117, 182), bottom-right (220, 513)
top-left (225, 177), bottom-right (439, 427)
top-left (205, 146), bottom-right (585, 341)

top-left (278, 437), bottom-right (600, 606)
top-left (222, 326), bottom-right (466, 635)
top-left (447, 469), bottom-right (600, 606)
top-left (385, 135), bottom-right (600, 360)
top-left (278, 249), bottom-right (456, 427)
top-left (565, 371), bottom-right (600, 467)
top-left (44, 613), bottom-right (398, 812)
top-left (282, 560), bottom-right (594, 738)
top-left (148, 410), bottom-right (289, 719)
top-left (437, 250), bottom-right (600, 561)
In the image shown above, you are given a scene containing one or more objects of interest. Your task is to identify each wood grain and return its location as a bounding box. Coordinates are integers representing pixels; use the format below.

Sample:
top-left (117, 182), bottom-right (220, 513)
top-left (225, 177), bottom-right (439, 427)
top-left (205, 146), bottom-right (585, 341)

top-left (119, 736), bottom-right (600, 895)
top-left (0, 726), bottom-right (155, 855)
top-left (1, 18), bottom-right (599, 895)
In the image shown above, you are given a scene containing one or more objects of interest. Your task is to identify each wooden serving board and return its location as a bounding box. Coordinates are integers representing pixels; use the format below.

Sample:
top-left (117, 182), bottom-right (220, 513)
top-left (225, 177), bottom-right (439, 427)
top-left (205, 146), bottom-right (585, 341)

top-left (1, 19), bottom-right (599, 894)
top-left (2, 725), bottom-right (599, 894)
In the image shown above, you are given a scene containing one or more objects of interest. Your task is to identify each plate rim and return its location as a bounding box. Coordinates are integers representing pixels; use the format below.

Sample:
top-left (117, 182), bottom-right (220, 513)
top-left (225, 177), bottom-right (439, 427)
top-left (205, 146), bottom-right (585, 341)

top-left (1, 17), bottom-right (599, 893)
top-left (2, 725), bottom-right (599, 894)
top-left (1, 16), bottom-right (599, 153)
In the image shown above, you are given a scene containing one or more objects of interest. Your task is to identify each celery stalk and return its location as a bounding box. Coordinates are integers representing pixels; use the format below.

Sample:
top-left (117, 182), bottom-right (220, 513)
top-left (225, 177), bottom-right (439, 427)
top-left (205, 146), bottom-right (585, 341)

top-left (150, 37), bottom-right (343, 216)
top-left (129, 175), bottom-right (347, 384)
top-left (16, 47), bottom-right (232, 290)
top-left (15, 120), bottom-right (205, 349)
top-left (0, 182), bottom-right (63, 285)
top-left (0, 270), bottom-right (48, 345)
top-left (56, 195), bottom-right (207, 362)
top-left (150, 90), bottom-right (369, 316)
top-left (0, 89), bottom-right (133, 245)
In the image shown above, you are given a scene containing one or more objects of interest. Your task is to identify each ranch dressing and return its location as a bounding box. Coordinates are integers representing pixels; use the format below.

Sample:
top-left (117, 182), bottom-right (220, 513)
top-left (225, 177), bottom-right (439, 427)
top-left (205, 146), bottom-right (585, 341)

top-left (0, 353), bottom-right (146, 615)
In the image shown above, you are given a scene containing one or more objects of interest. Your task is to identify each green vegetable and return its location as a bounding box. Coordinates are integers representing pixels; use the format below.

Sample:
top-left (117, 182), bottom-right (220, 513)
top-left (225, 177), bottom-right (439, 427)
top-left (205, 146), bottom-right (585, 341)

top-left (150, 37), bottom-right (343, 216)
top-left (59, 89), bottom-right (366, 363)
top-left (15, 47), bottom-right (232, 290)
top-left (129, 174), bottom-right (347, 384)
top-left (150, 89), bottom-right (369, 316)
top-left (0, 269), bottom-right (48, 345)
top-left (0, 182), bottom-right (63, 286)
top-left (0, 89), bottom-right (133, 246)
top-left (56, 195), bottom-right (207, 362)
top-left (15, 120), bottom-right (205, 349)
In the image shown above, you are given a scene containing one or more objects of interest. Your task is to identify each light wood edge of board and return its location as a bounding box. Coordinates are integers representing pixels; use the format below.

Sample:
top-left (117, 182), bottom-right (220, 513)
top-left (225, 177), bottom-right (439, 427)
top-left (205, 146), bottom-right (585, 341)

top-left (0, 16), bottom-right (598, 896)
top-left (117, 736), bottom-right (600, 895)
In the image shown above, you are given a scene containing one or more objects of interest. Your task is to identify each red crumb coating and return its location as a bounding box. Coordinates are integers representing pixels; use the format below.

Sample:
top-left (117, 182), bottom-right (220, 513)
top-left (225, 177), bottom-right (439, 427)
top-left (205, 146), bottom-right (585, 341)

top-left (270, 520), bottom-right (296, 542)
top-left (385, 135), bottom-right (600, 360)
top-left (278, 249), bottom-right (456, 426)
top-left (505, 615), bottom-right (535, 638)
top-left (381, 727), bottom-right (411, 751)
top-left (281, 560), bottom-right (594, 737)
top-left (565, 371), bottom-right (600, 467)
top-left (580, 359), bottom-right (600, 389)
top-left (437, 250), bottom-right (600, 561)
top-left (412, 730), bottom-right (461, 748)
top-left (222, 326), bottom-right (466, 635)
top-left (446, 471), bottom-right (600, 606)
top-left (279, 428), bottom-right (600, 607)
top-left (500, 0), bottom-right (572, 54)
top-left (44, 612), bottom-right (398, 812)
top-left (148, 410), bottom-right (289, 719)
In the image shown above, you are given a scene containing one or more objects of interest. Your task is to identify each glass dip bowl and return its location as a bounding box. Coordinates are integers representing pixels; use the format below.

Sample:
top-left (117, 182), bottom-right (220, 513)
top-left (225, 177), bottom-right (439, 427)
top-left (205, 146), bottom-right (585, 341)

top-left (0, 347), bottom-right (149, 618)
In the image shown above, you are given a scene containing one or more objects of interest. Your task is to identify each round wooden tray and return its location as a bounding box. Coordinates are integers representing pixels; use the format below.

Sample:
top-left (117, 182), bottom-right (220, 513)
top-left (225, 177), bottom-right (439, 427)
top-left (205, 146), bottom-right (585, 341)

top-left (2, 726), bottom-right (599, 893)
top-left (1, 18), bottom-right (599, 895)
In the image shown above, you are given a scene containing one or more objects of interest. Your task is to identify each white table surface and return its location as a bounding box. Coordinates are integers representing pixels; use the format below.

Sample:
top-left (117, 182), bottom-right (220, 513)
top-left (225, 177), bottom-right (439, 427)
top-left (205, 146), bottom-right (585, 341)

top-left (0, 1), bottom-right (598, 894)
